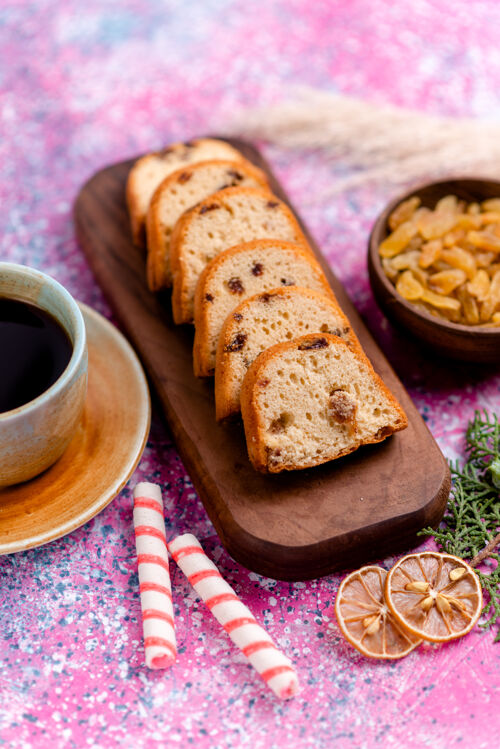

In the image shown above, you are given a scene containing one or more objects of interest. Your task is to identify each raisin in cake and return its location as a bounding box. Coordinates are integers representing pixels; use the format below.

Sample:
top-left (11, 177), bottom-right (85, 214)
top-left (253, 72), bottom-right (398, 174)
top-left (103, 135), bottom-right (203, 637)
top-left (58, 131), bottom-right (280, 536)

top-left (240, 333), bottom-right (407, 473)
top-left (126, 139), bottom-right (245, 247)
top-left (146, 160), bottom-right (269, 291)
top-left (193, 239), bottom-right (331, 377)
top-left (215, 286), bottom-right (361, 420)
top-left (170, 189), bottom-right (309, 325)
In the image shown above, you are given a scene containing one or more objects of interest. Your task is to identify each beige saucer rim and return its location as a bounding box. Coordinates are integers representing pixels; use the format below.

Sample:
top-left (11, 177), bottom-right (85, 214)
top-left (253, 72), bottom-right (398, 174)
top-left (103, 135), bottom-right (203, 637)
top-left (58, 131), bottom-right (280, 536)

top-left (0, 302), bottom-right (151, 554)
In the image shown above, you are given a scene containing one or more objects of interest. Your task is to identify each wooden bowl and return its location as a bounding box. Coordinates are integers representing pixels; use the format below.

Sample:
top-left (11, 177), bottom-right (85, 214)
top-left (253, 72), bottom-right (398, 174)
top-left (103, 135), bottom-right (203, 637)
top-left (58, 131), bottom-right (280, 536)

top-left (368, 178), bottom-right (500, 363)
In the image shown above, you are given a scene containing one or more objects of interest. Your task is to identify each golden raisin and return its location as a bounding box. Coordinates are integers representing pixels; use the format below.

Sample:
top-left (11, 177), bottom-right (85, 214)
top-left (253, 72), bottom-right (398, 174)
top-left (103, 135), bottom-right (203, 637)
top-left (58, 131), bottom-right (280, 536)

top-left (467, 270), bottom-right (490, 302)
top-left (418, 211), bottom-right (457, 240)
top-left (381, 258), bottom-right (398, 281)
top-left (478, 212), bottom-right (500, 225)
top-left (491, 271), bottom-right (500, 297)
top-left (411, 266), bottom-right (429, 286)
top-left (379, 221), bottom-right (418, 258)
top-left (443, 228), bottom-right (465, 248)
top-left (480, 298), bottom-right (496, 322)
top-left (390, 250), bottom-right (421, 271)
top-left (455, 214), bottom-right (481, 230)
top-left (388, 196), bottom-right (421, 231)
top-left (440, 247), bottom-right (477, 280)
top-left (436, 195), bottom-right (459, 214)
top-left (467, 231), bottom-right (500, 253)
top-left (428, 269), bottom-right (466, 295)
top-left (456, 286), bottom-right (479, 325)
top-left (476, 251), bottom-right (496, 268)
top-left (396, 270), bottom-right (424, 301)
top-left (480, 271), bottom-right (500, 321)
top-left (481, 199), bottom-right (500, 212)
top-left (419, 239), bottom-right (442, 268)
top-left (421, 289), bottom-right (461, 311)
top-left (406, 236), bottom-right (423, 252)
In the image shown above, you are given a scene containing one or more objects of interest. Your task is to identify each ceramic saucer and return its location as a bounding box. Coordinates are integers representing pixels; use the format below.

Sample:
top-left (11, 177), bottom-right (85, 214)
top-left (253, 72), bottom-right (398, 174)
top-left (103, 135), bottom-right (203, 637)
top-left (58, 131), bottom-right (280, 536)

top-left (0, 303), bottom-right (151, 554)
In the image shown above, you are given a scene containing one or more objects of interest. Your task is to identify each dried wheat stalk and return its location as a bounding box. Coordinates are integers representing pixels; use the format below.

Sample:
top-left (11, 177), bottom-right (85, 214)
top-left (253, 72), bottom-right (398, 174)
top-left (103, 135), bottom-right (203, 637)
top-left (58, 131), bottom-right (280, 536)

top-left (223, 88), bottom-right (500, 193)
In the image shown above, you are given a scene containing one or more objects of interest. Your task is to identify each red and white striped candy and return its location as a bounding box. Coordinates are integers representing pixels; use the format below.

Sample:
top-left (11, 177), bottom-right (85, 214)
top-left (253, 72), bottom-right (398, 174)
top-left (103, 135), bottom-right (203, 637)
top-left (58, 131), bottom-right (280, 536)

top-left (168, 533), bottom-right (298, 699)
top-left (133, 482), bottom-right (176, 669)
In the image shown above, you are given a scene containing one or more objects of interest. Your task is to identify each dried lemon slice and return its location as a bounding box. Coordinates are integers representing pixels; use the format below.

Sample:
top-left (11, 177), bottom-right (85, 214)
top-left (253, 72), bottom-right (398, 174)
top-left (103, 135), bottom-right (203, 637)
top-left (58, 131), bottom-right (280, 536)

top-left (385, 552), bottom-right (482, 643)
top-left (335, 565), bottom-right (421, 659)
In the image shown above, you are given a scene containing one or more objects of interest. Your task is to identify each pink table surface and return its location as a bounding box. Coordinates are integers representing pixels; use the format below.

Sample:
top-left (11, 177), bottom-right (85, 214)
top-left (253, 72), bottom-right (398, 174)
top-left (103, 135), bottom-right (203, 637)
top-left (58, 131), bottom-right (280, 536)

top-left (2, 1), bottom-right (500, 747)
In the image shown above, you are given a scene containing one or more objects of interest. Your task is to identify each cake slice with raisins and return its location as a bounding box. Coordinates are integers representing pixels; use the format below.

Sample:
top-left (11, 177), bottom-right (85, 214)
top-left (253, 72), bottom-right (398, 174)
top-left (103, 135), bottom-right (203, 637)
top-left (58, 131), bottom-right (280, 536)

top-left (170, 188), bottom-right (309, 324)
top-left (215, 286), bottom-right (362, 420)
top-left (146, 160), bottom-right (270, 291)
top-left (126, 139), bottom-right (246, 248)
top-left (193, 239), bottom-right (332, 378)
top-left (240, 333), bottom-right (407, 473)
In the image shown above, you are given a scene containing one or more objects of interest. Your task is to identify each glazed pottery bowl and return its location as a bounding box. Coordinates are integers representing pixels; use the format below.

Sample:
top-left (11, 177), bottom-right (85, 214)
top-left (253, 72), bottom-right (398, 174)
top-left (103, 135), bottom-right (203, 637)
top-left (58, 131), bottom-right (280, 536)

top-left (0, 263), bottom-right (88, 487)
top-left (368, 178), bottom-right (500, 363)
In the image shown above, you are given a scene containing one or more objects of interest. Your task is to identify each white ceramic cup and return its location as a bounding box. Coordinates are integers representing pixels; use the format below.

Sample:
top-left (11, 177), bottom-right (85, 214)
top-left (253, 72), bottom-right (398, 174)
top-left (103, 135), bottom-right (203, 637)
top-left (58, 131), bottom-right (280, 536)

top-left (0, 263), bottom-right (88, 487)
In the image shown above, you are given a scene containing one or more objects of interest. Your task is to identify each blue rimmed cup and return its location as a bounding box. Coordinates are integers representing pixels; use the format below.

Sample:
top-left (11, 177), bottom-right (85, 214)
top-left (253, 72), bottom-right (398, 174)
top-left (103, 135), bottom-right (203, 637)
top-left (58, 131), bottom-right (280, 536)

top-left (0, 263), bottom-right (88, 487)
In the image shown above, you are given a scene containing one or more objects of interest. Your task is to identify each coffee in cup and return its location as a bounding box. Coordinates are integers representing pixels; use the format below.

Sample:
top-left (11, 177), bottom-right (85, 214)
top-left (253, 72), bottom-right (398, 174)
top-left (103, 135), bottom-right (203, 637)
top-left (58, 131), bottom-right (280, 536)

top-left (0, 263), bottom-right (88, 487)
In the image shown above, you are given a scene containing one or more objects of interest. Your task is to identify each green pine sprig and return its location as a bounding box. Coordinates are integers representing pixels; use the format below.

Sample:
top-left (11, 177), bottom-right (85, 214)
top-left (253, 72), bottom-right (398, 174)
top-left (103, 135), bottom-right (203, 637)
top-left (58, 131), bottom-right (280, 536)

top-left (419, 409), bottom-right (500, 641)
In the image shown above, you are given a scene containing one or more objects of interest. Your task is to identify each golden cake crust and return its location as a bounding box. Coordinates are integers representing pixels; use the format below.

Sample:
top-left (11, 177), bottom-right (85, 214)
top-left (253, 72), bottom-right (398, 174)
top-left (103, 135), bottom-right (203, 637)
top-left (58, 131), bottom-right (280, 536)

top-left (126, 138), bottom-right (245, 248)
top-left (170, 188), bottom-right (309, 324)
top-left (240, 333), bottom-right (408, 473)
top-left (215, 286), bottom-right (363, 420)
top-left (194, 239), bottom-right (331, 379)
top-left (145, 159), bottom-right (269, 291)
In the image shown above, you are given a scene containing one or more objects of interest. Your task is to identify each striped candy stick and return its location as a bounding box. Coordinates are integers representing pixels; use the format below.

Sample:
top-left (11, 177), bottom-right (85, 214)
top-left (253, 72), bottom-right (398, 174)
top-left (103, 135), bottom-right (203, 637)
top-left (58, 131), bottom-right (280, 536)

top-left (133, 482), bottom-right (176, 669)
top-left (168, 533), bottom-right (299, 699)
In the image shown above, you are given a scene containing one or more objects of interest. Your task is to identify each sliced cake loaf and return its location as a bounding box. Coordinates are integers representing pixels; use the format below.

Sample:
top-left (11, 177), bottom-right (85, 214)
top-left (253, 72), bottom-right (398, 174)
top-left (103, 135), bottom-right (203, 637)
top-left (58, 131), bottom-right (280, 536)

top-left (215, 287), bottom-right (362, 420)
top-left (240, 333), bottom-right (408, 473)
top-left (126, 138), bottom-right (245, 247)
top-left (146, 160), bottom-right (269, 291)
top-left (171, 188), bottom-right (309, 325)
top-left (193, 240), bottom-right (333, 378)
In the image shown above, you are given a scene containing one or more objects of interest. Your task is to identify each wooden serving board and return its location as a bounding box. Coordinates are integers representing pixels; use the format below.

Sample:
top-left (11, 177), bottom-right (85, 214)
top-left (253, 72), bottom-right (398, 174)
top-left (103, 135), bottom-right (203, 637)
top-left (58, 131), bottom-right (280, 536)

top-left (74, 139), bottom-right (450, 581)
